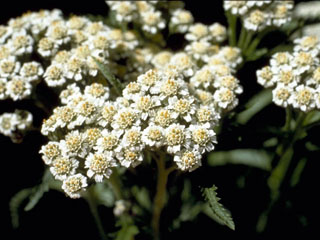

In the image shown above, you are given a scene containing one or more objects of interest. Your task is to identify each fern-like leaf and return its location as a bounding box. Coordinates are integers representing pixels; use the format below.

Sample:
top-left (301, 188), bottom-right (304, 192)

top-left (9, 188), bottom-right (32, 228)
top-left (201, 185), bottom-right (235, 230)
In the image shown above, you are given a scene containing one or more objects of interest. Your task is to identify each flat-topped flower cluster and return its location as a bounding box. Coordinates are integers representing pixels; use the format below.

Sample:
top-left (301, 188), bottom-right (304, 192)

top-left (257, 35), bottom-right (320, 112)
top-left (40, 56), bottom-right (242, 198)
top-left (224, 0), bottom-right (294, 31)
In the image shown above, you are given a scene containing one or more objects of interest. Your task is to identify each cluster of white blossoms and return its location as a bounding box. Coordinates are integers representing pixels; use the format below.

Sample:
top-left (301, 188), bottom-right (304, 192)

top-left (224, 0), bottom-right (294, 31)
top-left (0, 10), bottom-right (56, 100)
top-left (0, 1), bottom-right (242, 198)
top-left (257, 35), bottom-right (320, 112)
top-left (40, 55), bottom-right (242, 198)
top-left (0, 8), bottom-right (147, 92)
top-left (105, 1), bottom-right (184, 35)
top-left (0, 110), bottom-right (32, 141)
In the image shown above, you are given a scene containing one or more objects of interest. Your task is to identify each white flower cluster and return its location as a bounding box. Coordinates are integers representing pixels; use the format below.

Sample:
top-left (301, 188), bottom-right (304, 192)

top-left (257, 35), bottom-right (320, 112)
top-left (294, 1), bottom-right (320, 20)
top-left (224, 0), bottom-right (294, 31)
top-left (0, 9), bottom-right (146, 93)
top-left (0, 10), bottom-right (58, 100)
top-left (105, 1), bottom-right (167, 34)
top-left (40, 56), bottom-right (242, 198)
top-left (0, 110), bottom-right (33, 141)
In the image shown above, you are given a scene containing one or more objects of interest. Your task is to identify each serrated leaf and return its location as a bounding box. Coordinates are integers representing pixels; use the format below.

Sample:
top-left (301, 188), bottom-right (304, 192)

top-left (9, 188), bottom-right (32, 228)
top-left (208, 149), bottom-right (272, 171)
top-left (201, 185), bottom-right (235, 230)
top-left (24, 170), bottom-right (51, 211)
top-left (93, 57), bottom-right (123, 96)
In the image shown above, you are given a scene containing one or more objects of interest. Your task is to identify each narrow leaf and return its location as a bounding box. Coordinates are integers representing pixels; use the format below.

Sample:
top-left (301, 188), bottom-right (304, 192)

top-left (93, 57), bottom-right (123, 96)
top-left (201, 185), bottom-right (235, 230)
top-left (9, 188), bottom-right (32, 228)
top-left (24, 170), bottom-right (51, 211)
top-left (237, 89), bottom-right (272, 124)
top-left (208, 149), bottom-right (272, 171)
top-left (290, 158), bottom-right (307, 187)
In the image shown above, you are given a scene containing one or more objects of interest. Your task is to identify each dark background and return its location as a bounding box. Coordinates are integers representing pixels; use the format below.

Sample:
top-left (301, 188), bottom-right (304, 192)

top-left (1, 0), bottom-right (319, 239)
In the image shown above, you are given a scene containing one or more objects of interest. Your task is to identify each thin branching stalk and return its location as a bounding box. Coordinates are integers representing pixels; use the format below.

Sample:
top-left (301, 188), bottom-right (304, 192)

top-left (151, 153), bottom-right (175, 240)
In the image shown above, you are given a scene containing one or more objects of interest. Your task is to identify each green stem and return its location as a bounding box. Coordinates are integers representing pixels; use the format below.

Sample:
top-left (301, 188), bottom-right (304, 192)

top-left (246, 27), bottom-right (273, 57)
top-left (242, 31), bottom-right (253, 53)
top-left (268, 112), bottom-right (306, 197)
top-left (237, 26), bottom-right (246, 48)
top-left (86, 187), bottom-right (108, 240)
top-left (226, 11), bottom-right (237, 46)
top-left (151, 154), bottom-right (174, 240)
top-left (283, 108), bottom-right (292, 132)
top-left (258, 112), bottom-right (307, 232)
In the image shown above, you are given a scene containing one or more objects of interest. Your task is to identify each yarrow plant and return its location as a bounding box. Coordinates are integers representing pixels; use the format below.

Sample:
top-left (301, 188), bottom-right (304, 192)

top-left (4, 1), bottom-right (320, 239)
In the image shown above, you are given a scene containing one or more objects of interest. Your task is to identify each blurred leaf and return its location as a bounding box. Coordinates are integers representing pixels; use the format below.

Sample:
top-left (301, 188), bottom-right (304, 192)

top-left (268, 44), bottom-right (294, 56)
top-left (201, 185), bottom-right (235, 230)
top-left (95, 183), bottom-right (115, 207)
top-left (263, 137), bottom-right (278, 148)
top-left (305, 142), bottom-right (320, 151)
top-left (115, 223), bottom-right (139, 240)
top-left (290, 158), bottom-right (307, 187)
top-left (208, 149), bottom-right (272, 171)
top-left (115, 216), bottom-right (139, 240)
top-left (268, 147), bottom-right (294, 193)
top-left (94, 57), bottom-right (123, 96)
top-left (24, 170), bottom-right (51, 211)
top-left (246, 48), bottom-right (268, 61)
top-left (131, 186), bottom-right (152, 211)
top-left (181, 179), bottom-right (192, 202)
top-left (237, 89), bottom-right (272, 124)
top-left (9, 188), bottom-right (32, 228)
top-left (304, 111), bottom-right (320, 130)
top-left (173, 202), bottom-right (204, 229)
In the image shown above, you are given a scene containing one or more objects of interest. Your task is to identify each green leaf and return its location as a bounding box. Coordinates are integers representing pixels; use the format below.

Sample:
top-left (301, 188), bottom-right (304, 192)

top-left (268, 147), bottom-right (294, 193)
top-left (246, 48), bottom-right (268, 61)
top-left (201, 185), bottom-right (235, 230)
top-left (236, 89), bottom-right (272, 124)
top-left (9, 188), bottom-right (32, 228)
top-left (24, 170), bottom-right (51, 211)
top-left (94, 183), bottom-right (115, 207)
top-left (115, 224), bottom-right (139, 240)
top-left (208, 149), bottom-right (272, 171)
top-left (93, 57), bottom-right (123, 96)
top-left (131, 186), bottom-right (152, 211)
top-left (290, 158), bottom-right (307, 187)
